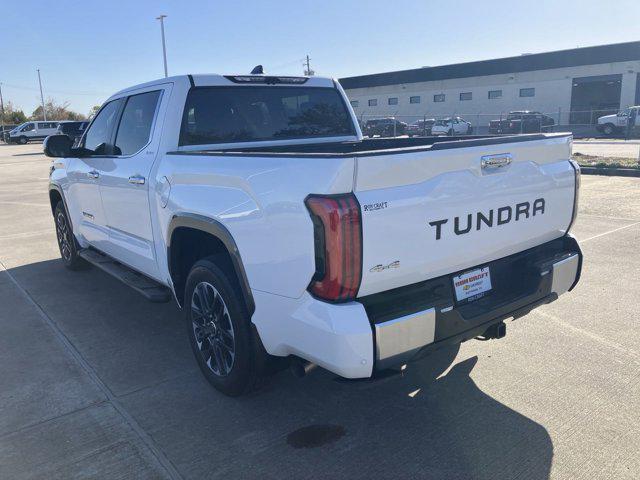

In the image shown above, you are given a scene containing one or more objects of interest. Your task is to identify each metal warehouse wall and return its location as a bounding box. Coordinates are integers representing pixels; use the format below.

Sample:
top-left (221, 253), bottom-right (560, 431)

top-left (342, 61), bottom-right (640, 124)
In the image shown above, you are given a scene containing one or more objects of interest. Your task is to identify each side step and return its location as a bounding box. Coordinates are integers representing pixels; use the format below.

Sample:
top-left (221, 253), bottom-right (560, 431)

top-left (79, 249), bottom-right (172, 303)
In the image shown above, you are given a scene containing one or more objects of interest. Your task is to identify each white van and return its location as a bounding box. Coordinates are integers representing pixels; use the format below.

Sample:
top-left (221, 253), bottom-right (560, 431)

top-left (8, 121), bottom-right (60, 144)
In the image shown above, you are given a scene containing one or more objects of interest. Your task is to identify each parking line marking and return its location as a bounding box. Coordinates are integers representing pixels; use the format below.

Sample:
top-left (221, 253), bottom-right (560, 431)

top-left (580, 221), bottom-right (640, 243)
top-left (0, 261), bottom-right (184, 480)
top-left (534, 309), bottom-right (640, 363)
top-left (0, 200), bottom-right (49, 208)
top-left (580, 213), bottom-right (640, 222)
top-left (0, 230), bottom-right (51, 240)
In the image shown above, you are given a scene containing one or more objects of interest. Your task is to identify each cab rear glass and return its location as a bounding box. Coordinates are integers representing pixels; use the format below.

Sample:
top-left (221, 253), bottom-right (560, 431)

top-left (179, 86), bottom-right (355, 146)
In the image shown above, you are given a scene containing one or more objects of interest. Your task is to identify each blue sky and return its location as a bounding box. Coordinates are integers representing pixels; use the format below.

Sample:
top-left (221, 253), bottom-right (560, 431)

top-left (3, 0), bottom-right (639, 116)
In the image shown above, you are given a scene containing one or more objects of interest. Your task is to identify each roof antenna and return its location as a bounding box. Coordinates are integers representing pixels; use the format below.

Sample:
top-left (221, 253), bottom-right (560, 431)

top-left (251, 65), bottom-right (264, 74)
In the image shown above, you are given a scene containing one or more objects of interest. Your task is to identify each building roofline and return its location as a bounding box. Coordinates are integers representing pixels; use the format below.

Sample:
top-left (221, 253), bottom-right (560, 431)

top-left (339, 41), bottom-right (640, 90)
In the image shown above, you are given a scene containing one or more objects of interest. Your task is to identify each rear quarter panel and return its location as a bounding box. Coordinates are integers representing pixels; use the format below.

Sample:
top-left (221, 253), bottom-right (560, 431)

top-left (154, 153), bottom-right (355, 298)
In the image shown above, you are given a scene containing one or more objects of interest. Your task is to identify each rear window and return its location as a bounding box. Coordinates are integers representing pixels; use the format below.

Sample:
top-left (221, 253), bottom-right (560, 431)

top-left (179, 86), bottom-right (355, 146)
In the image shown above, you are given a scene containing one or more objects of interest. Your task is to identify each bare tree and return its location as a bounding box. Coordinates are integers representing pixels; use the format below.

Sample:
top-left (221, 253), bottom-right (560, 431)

top-left (31, 98), bottom-right (86, 121)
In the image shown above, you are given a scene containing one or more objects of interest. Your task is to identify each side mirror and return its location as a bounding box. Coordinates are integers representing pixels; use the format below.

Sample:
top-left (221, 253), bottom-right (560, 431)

top-left (43, 135), bottom-right (73, 158)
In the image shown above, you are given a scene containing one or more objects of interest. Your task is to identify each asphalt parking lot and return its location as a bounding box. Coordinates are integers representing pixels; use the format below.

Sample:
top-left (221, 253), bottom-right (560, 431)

top-left (1, 142), bottom-right (639, 480)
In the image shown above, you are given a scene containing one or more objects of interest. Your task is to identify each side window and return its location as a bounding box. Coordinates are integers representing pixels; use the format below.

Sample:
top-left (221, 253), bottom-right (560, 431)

top-left (37, 123), bottom-right (47, 129)
top-left (83, 100), bottom-right (123, 154)
top-left (114, 90), bottom-right (161, 156)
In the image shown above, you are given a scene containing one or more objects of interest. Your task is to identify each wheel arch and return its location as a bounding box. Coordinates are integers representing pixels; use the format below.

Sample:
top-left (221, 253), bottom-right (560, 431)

top-left (49, 184), bottom-right (73, 229)
top-left (167, 213), bottom-right (255, 315)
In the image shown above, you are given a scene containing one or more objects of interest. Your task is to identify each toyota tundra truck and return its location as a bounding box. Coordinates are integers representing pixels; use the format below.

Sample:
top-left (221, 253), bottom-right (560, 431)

top-left (45, 72), bottom-right (582, 396)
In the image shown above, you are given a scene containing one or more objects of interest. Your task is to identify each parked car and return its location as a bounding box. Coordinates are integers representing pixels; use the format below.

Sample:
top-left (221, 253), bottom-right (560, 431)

top-left (431, 117), bottom-right (472, 136)
top-left (1, 124), bottom-right (18, 142)
top-left (407, 119), bottom-right (435, 137)
top-left (57, 121), bottom-right (89, 144)
top-left (596, 106), bottom-right (640, 136)
top-left (45, 72), bottom-right (582, 396)
top-left (7, 121), bottom-right (60, 144)
top-left (362, 117), bottom-right (407, 137)
top-left (489, 111), bottom-right (555, 134)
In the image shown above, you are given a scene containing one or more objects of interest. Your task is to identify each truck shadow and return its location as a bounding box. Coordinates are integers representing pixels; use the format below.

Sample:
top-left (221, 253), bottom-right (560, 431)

top-left (5, 258), bottom-right (553, 480)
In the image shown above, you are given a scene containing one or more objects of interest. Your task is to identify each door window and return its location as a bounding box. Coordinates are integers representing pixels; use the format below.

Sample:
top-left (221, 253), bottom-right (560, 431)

top-left (21, 123), bottom-right (35, 132)
top-left (114, 90), bottom-right (161, 156)
top-left (83, 100), bottom-right (123, 154)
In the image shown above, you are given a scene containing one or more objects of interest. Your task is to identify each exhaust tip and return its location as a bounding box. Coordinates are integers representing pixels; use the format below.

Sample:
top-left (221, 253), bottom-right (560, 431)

top-left (290, 358), bottom-right (316, 378)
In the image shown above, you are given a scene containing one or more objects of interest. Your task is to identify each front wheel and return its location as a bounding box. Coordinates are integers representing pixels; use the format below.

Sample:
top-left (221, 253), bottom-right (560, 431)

top-left (185, 258), bottom-right (264, 396)
top-left (18, 136), bottom-right (27, 144)
top-left (54, 202), bottom-right (85, 270)
top-left (602, 124), bottom-right (615, 136)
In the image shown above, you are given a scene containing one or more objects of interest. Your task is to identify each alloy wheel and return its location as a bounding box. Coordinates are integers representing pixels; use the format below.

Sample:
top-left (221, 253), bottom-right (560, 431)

top-left (191, 281), bottom-right (236, 376)
top-left (55, 211), bottom-right (72, 262)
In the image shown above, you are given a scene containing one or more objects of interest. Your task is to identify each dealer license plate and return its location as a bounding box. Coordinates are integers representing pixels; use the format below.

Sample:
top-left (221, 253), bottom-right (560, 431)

top-left (453, 267), bottom-right (492, 303)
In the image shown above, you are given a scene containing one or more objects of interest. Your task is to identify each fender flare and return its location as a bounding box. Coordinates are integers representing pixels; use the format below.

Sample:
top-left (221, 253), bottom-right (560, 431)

top-left (49, 183), bottom-right (73, 231)
top-left (166, 213), bottom-right (255, 315)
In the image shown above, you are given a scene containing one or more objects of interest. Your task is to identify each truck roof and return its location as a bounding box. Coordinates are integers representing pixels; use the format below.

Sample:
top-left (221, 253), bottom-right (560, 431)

top-left (110, 74), bottom-right (336, 99)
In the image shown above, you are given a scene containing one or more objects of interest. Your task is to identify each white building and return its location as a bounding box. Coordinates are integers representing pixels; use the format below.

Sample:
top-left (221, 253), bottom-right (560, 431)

top-left (339, 41), bottom-right (640, 129)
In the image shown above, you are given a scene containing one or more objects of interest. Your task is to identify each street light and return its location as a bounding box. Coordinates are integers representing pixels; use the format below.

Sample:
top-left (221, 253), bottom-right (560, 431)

top-left (156, 15), bottom-right (168, 78)
top-left (37, 69), bottom-right (46, 121)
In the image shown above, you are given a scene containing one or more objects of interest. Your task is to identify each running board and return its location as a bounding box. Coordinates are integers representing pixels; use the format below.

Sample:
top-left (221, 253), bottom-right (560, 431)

top-left (79, 249), bottom-right (172, 303)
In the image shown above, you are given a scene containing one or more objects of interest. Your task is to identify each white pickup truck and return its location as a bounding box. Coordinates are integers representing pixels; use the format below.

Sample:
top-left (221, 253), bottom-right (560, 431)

top-left (597, 106), bottom-right (639, 136)
top-left (45, 72), bottom-right (582, 396)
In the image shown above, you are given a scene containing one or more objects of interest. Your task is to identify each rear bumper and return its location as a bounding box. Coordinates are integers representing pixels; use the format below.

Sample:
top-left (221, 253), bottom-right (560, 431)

top-left (251, 235), bottom-right (581, 379)
top-left (361, 235), bottom-right (582, 370)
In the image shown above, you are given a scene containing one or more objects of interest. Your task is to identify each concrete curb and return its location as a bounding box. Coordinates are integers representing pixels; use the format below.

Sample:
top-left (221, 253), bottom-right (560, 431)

top-left (580, 166), bottom-right (640, 177)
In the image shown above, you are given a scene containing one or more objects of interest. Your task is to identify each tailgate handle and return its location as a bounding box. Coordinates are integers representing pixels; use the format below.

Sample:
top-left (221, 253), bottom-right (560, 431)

top-left (481, 153), bottom-right (512, 170)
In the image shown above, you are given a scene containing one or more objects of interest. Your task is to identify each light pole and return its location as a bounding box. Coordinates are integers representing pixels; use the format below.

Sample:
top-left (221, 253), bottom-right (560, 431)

top-left (37, 69), bottom-right (47, 121)
top-left (0, 83), bottom-right (5, 133)
top-left (156, 15), bottom-right (168, 78)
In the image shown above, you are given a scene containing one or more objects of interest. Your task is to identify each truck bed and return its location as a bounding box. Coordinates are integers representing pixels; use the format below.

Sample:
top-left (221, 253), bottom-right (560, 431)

top-left (170, 131), bottom-right (577, 298)
top-left (173, 132), bottom-right (571, 157)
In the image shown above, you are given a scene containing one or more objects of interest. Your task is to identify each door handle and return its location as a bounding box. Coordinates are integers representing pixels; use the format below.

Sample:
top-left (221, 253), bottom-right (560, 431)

top-left (87, 170), bottom-right (99, 179)
top-left (128, 175), bottom-right (146, 185)
top-left (481, 154), bottom-right (512, 170)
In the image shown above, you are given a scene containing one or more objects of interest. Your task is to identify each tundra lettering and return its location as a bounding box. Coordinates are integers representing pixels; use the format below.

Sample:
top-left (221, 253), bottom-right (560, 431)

top-left (46, 71), bottom-right (580, 397)
top-left (429, 198), bottom-right (546, 240)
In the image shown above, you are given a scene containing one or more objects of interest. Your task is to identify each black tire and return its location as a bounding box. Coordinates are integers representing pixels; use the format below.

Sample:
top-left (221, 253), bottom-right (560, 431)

top-left (54, 202), bottom-right (85, 270)
top-left (185, 258), bottom-right (264, 396)
top-left (19, 136), bottom-right (27, 144)
top-left (603, 123), bottom-right (615, 136)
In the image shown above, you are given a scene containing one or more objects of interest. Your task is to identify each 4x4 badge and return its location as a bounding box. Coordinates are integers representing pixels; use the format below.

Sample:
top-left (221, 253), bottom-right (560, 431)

top-left (370, 260), bottom-right (400, 273)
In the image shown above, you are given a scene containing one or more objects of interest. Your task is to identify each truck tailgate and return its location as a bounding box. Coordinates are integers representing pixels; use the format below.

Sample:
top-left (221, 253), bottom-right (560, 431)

top-left (354, 135), bottom-right (576, 297)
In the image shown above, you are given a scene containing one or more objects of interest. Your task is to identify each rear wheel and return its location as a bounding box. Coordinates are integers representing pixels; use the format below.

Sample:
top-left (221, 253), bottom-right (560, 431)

top-left (54, 202), bottom-right (85, 270)
top-left (185, 258), bottom-right (265, 396)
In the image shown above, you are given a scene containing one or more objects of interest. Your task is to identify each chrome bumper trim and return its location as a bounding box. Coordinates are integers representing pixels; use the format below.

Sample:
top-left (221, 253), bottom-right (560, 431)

top-left (550, 253), bottom-right (580, 296)
top-left (375, 308), bottom-right (436, 369)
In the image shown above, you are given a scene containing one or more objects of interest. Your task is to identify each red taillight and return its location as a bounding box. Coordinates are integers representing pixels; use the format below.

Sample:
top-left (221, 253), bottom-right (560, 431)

top-left (305, 194), bottom-right (362, 302)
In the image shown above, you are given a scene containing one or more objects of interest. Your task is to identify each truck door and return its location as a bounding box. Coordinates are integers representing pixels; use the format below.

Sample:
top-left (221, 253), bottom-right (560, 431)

top-left (65, 98), bottom-right (124, 249)
top-left (97, 86), bottom-right (168, 278)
